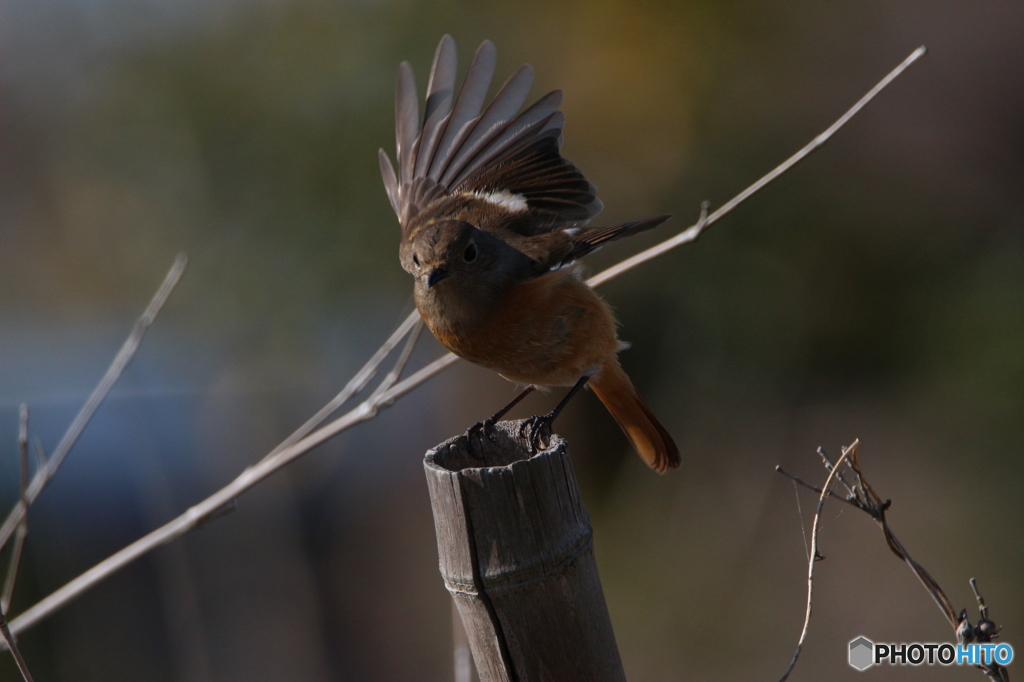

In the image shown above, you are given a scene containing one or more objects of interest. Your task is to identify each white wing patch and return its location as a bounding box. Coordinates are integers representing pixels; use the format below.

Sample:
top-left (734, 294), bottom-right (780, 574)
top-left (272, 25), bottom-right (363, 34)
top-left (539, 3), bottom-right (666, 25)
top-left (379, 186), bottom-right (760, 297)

top-left (471, 190), bottom-right (529, 213)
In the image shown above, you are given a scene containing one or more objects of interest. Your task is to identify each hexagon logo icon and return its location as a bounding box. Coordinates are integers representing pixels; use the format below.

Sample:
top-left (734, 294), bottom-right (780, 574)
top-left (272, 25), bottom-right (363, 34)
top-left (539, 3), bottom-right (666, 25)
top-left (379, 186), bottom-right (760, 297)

top-left (849, 636), bottom-right (874, 670)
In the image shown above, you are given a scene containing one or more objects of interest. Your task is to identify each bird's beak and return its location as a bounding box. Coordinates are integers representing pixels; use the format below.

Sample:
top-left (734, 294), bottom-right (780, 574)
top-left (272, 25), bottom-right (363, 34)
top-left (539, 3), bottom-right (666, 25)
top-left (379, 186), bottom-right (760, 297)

top-left (426, 268), bottom-right (449, 288)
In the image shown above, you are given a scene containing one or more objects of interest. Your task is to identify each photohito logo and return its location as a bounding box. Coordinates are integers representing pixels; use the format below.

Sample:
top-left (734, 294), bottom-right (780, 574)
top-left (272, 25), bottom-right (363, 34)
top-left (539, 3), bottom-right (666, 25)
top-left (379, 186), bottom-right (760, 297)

top-left (849, 637), bottom-right (874, 671)
top-left (848, 636), bottom-right (1013, 670)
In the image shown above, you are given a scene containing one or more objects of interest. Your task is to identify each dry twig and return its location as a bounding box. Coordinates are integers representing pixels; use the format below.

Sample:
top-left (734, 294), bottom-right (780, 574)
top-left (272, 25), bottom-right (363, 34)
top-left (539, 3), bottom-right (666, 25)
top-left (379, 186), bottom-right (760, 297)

top-left (266, 311), bottom-right (424, 458)
top-left (0, 407), bottom-right (35, 682)
top-left (587, 47), bottom-right (926, 288)
top-left (0, 254), bottom-right (188, 554)
top-left (777, 444), bottom-right (1008, 681)
top-left (1, 406), bottom-right (30, 614)
top-left (776, 440), bottom-right (856, 682)
top-left (0, 607), bottom-right (33, 682)
top-left (0, 46), bottom-right (927, 645)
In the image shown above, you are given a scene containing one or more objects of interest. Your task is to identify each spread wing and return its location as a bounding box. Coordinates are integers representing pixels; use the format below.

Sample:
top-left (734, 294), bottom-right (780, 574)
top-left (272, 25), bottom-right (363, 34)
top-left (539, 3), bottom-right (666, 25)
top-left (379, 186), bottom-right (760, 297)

top-left (379, 36), bottom-right (603, 236)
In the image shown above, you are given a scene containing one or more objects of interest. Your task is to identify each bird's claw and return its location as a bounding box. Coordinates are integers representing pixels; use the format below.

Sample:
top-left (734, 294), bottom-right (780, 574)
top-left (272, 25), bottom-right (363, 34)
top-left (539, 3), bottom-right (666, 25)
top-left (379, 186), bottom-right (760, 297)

top-left (519, 412), bottom-right (554, 453)
top-left (465, 417), bottom-right (497, 459)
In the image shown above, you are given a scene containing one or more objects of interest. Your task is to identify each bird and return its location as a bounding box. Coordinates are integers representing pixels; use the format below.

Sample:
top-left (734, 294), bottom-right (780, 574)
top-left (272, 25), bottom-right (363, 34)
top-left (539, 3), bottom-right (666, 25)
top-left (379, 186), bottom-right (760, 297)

top-left (378, 36), bottom-right (680, 473)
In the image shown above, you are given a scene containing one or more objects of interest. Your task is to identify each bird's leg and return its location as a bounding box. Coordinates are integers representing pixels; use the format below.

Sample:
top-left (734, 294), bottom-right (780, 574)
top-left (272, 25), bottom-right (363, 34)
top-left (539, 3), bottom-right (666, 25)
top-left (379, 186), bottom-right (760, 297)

top-left (467, 385), bottom-right (537, 455)
top-left (548, 375), bottom-right (590, 421)
top-left (521, 375), bottom-right (590, 452)
top-left (489, 385), bottom-right (536, 422)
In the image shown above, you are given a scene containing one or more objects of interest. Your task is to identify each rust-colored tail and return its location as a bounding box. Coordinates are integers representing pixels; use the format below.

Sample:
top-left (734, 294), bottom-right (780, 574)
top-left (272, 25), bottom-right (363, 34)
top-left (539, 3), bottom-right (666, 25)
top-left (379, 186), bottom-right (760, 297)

top-left (590, 359), bottom-right (680, 473)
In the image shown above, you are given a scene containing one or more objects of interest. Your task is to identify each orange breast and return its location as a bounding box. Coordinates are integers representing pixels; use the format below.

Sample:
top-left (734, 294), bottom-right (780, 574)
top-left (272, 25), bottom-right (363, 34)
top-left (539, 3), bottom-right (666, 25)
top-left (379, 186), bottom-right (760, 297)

top-left (431, 270), bottom-right (621, 386)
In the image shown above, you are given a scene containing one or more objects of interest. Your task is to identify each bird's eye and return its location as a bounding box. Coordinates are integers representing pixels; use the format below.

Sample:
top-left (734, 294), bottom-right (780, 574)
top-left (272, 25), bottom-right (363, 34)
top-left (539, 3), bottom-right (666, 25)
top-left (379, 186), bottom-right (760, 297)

top-left (463, 242), bottom-right (478, 263)
top-left (412, 254), bottom-right (421, 269)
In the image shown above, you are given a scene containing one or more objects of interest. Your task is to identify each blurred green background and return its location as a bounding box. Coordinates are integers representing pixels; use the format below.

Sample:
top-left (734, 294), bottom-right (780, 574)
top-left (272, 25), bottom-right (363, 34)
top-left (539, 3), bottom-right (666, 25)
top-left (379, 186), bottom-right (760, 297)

top-left (1, 0), bottom-right (1021, 680)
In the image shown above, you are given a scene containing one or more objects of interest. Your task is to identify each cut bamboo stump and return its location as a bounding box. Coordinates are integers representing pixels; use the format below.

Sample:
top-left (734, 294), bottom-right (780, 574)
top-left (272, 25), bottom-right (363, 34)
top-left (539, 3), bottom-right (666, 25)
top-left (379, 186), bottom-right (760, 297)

top-left (424, 419), bottom-right (626, 682)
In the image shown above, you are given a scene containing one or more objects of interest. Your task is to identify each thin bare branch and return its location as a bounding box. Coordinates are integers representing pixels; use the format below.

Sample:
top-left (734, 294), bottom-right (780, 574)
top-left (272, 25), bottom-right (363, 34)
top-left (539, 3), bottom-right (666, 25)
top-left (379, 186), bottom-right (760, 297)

top-left (0, 254), bottom-right (188, 553)
top-left (587, 47), bottom-right (926, 289)
top-left (266, 310), bottom-right (422, 459)
top-left (0, 610), bottom-right (34, 682)
top-left (1, 403), bottom-right (33, 675)
top-left (970, 578), bottom-right (989, 622)
top-left (817, 446), bottom-right (855, 496)
top-left (880, 519), bottom-right (958, 628)
top-left (368, 316), bottom-right (424, 402)
top-left (4, 351), bottom-right (461, 638)
top-left (0, 526), bottom-right (26, 617)
top-left (777, 441), bottom-right (856, 682)
top-left (2, 408), bottom-right (31, 613)
top-left (1, 47), bottom-right (926, 643)
top-left (17, 406), bottom-right (28, 506)
top-left (1, 526), bottom-right (26, 616)
top-left (775, 465), bottom-right (857, 508)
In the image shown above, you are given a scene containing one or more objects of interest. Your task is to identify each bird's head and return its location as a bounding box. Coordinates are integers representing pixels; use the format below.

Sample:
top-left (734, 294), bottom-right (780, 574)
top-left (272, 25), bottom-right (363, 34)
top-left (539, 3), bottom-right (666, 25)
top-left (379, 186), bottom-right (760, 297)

top-left (400, 220), bottom-right (534, 297)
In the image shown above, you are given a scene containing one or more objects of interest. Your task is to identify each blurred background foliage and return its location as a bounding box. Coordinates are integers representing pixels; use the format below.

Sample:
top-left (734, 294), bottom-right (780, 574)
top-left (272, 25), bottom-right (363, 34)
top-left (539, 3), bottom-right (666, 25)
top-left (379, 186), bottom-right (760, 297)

top-left (0, 0), bottom-right (1021, 680)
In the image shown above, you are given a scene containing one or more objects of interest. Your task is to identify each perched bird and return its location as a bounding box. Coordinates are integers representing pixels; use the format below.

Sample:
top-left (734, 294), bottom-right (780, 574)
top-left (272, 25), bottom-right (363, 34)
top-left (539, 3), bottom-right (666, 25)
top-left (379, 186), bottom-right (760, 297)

top-left (379, 36), bottom-right (680, 473)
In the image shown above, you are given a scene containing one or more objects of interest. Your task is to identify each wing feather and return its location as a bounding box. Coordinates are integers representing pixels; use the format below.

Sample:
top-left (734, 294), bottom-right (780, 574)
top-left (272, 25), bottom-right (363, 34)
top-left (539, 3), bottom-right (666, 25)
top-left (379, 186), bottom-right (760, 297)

top-left (447, 92), bottom-right (563, 190)
top-left (414, 36), bottom-right (458, 180)
top-left (383, 37), bottom-right (604, 234)
top-left (427, 40), bottom-right (497, 180)
top-left (438, 64), bottom-right (534, 187)
top-left (511, 215), bottom-right (671, 275)
top-left (394, 62), bottom-right (418, 187)
top-left (378, 148), bottom-right (399, 214)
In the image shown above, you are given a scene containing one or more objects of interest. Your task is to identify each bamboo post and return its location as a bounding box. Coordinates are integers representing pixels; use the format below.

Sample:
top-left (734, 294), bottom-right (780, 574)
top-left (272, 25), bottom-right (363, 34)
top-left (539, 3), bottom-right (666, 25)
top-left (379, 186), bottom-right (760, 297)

top-left (424, 419), bottom-right (626, 682)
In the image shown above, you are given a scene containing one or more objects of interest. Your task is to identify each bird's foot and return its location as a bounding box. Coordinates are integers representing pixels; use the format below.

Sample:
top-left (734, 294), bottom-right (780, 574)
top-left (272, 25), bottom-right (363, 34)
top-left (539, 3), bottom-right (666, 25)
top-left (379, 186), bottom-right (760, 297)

top-left (518, 412), bottom-right (555, 453)
top-left (465, 417), bottom-right (497, 459)
top-left (515, 375), bottom-right (592, 454)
